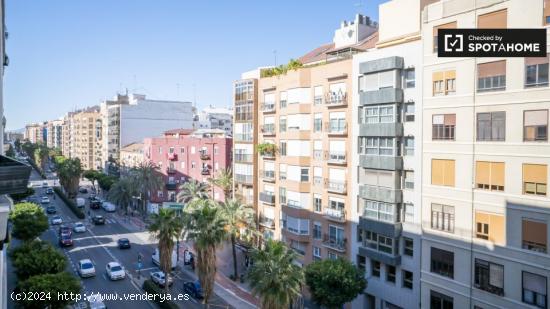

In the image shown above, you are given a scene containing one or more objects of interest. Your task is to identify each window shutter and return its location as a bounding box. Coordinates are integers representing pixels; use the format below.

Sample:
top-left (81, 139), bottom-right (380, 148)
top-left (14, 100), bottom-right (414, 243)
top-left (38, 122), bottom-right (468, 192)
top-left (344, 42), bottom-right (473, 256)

top-left (524, 110), bottom-right (548, 126)
top-left (523, 164), bottom-right (547, 184)
top-left (433, 21), bottom-right (457, 36)
top-left (444, 114), bottom-right (456, 126)
top-left (444, 160), bottom-right (455, 187)
top-left (525, 55), bottom-right (549, 66)
top-left (432, 159), bottom-right (445, 185)
top-left (489, 264), bottom-right (504, 288)
top-left (478, 9), bottom-right (507, 28)
top-left (476, 161), bottom-right (490, 185)
top-left (478, 61), bottom-right (506, 78)
top-left (523, 272), bottom-right (547, 295)
top-left (432, 114), bottom-right (444, 125)
top-left (490, 162), bottom-right (505, 188)
top-left (522, 219), bottom-right (548, 247)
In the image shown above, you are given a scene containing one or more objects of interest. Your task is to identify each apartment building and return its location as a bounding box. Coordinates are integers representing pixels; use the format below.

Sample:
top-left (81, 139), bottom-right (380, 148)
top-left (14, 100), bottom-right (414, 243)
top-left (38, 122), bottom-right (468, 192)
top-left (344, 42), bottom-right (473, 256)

top-left (144, 128), bottom-right (232, 206)
top-left (256, 14), bottom-right (377, 265)
top-left (194, 106), bottom-right (233, 134)
top-left (100, 93), bottom-right (195, 171)
top-left (119, 142), bottom-right (144, 175)
top-left (72, 108), bottom-right (102, 170)
top-left (233, 69), bottom-right (260, 215)
top-left (421, 1), bottom-right (550, 308)
top-left (24, 122), bottom-right (43, 144)
top-left (351, 0), bottom-right (426, 308)
top-left (46, 119), bottom-right (63, 149)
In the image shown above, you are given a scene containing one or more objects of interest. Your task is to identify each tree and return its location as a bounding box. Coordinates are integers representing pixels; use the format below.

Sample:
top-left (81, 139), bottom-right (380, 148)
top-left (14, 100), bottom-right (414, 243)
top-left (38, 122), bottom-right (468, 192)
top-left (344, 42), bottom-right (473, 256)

top-left (15, 272), bottom-right (81, 309)
top-left (14, 139), bottom-right (21, 151)
top-left (183, 200), bottom-right (227, 304)
top-left (57, 158), bottom-right (82, 198)
top-left (10, 240), bottom-right (67, 280)
top-left (131, 161), bottom-right (163, 215)
top-left (5, 145), bottom-right (15, 158)
top-left (247, 240), bottom-right (304, 309)
top-left (176, 179), bottom-right (209, 205)
top-left (21, 141), bottom-right (37, 159)
top-left (9, 187), bottom-right (35, 202)
top-left (209, 168), bottom-right (233, 199)
top-left (9, 202), bottom-right (49, 242)
top-left (108, 178), bottom-right (136, 214)
top-left (83, 169), bottom-right (102, 192)
top-left (34, 144), bottom-right (49, 171)
top-left (97, 173), bottom-right (117, 191)
top-left (218, 198), bottom-right (255, 281)
top-left (305, 258), bottom-right (367, 309)
top-left (148, 208), bottom-right (183, 292)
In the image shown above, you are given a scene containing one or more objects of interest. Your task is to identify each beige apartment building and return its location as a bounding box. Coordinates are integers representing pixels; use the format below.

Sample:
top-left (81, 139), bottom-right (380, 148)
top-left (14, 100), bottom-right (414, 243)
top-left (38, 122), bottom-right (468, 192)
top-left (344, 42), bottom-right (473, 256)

top-left (422, 1), bottom-right (550, 308)
top-left (71, 108), bottom-right (102, 170)
top-left (256, 14), bottom-right (377, 265)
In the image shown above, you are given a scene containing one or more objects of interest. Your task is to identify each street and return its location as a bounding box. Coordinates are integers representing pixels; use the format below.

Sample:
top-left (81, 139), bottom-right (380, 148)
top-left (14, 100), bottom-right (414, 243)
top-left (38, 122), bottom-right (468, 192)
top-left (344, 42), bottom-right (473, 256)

top-left (9, 168), bottom-right (232, 309)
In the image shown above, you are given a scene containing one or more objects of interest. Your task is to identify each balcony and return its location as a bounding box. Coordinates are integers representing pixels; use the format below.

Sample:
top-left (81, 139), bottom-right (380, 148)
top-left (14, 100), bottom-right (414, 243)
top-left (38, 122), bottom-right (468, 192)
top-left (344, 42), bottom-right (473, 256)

top-left (322, 234), bottom-right (346, 253)
top-left (261, 124), bottom-right (275, 136)
top-left (234, 133), bottom-right (253, 142)
top-left (235, 173), bottom-right (253, 185)
top-left (261, 102), bottom-right (276, 113)
top-left (260, 170), bottom-right (275, 182)
top-left (167, 152), bottom-right (178, 161)
top-left (201, 168), bottom-right (210, 175)
top-left (234, 153), bottom-right (252, 163)
top-left (359, 242), bottom-right (401, 266)
top-left (325, 92), bottom-right (348, 107)
top-left (323, 208), bottom-right (346, 222)
top-left (360, 88), bottom-right (403, 106)
top-left (359, 155), bottom-right (403, 171)
top-left (359, 184), bottom-right (402, 204)
top-left (359, 56), bottom-right (404, 74)
top-left (281, 224), bottom-right (310, 243)
top-left (259, 192), bottom-right (275, 205)
top-left (166, 167), bottom-right (176, 174)
top-left (325, 122), bottom-right (347, 136)
top-left (166, 182), bottom-right (177, 190)
top-left (313, 176), bottom-right (323, 187)
top-left (259, 216), bottom-right (275, 229)
top-left (199, 152), bottom-right (210, 160)
top-left (314, 95), bottom-right (323, 105)
top-left (326, 151), bottom-right (346, 165)
top-left (0, 155), bottom-right (31, 195)
top-left (261, 152), bottom-right (276, 160)
top-left (359, 216), bottom-right (402, 238)
top-left (325, 179), bottom-right (347, 194)
top-left (359, 122), bottom-right (403, 137)
top-left (279, 171), bottom-right (287, 180)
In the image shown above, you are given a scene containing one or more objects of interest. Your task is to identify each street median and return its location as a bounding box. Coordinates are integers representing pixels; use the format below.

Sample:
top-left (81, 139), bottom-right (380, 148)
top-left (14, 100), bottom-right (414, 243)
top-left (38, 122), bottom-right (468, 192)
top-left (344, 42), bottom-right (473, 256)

top-left (53, 187), bottom-right (85, 219)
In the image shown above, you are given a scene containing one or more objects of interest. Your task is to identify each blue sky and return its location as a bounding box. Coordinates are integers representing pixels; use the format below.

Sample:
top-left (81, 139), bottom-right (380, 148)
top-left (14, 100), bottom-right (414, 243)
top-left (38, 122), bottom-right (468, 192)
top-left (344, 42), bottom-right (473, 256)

top-left (4, 0), bottom-right (384, 130)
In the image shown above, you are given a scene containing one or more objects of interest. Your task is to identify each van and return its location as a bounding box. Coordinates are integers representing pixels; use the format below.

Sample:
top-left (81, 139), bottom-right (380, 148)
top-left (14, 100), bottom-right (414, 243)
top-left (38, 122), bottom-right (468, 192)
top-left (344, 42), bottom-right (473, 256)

top-left (101, 201), bottom-right (116, 212)
top-left (152, 248), bottom-right (177, 269)
top-left (76, 198), bottom-right (86, 208)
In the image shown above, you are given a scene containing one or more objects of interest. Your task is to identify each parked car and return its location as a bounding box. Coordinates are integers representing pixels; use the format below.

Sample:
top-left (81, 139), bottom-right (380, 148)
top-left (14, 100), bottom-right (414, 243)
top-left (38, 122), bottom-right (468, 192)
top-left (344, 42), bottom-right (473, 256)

top-left (46, 206), bottom-right (56, 214)
top-left (150, 271), bottom-right (174, 287)
top-left (58, 225), bottom-right (72, 237)
top-left (79, 187), bottom-right (88, 194)
top-left (41, 196), bottom-right (50, 204)
top-left (76, 197), bottom-right (86, 208)
top-left (92, 215), bottom-right (105, 225)
top-left (90, 198), bottom-right (101, 209)
top-left (117, 238), bottom-right (131, 249)
top-left (51, 215), bottom-right (63, 225)
top-left (78, 259), bottom-right (96, 278)
top-left (105, 262), bottom-right (125, 280)
top-left (183, 281), bottom-right (203, 299)
top-left (45, 187), bottom-right (54, 195)
top-left (101, 201), bottom-right (116, 212)
top-left (59, 235), bottom-right (73, 247)
top-left (73, 222), bottom-right (86, 233)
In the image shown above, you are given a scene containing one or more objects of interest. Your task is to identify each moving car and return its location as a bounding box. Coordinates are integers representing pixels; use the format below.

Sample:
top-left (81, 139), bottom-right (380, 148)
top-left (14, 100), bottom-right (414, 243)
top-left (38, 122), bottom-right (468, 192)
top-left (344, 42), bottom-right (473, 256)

top-left (46, 187), bottom-right (54, 195)
top-left (86, 295), bottom-right (106, 309)
top-left (51, 215), bottom-right (63, 225)
top-left (92, 215), bottom-right (105, 225)
top-left (105, 262), bottom-right (125, 280)
top-left (117, 238), bottom-right (131, 249)
top-left (150, 271), bottom-right (174, 287)
top-left (59, 235), bottom-right (73, 247)
top-left (183, 281), bottom-right (204, 299)
top-left (101, 201), bottom-right (116, 212)
top-left (46, 206), bottom-right (56, 214)
top-left (41, 196), bottom-right (50, 204)
top-left (58, 225), bottom-right (72, 237)
top-left (79, 187), bottom-right (88, 194)
top-left (152, 248), bottom-right (177, 269)
top-left (73, 222), bottom-right (86, 233)
top-left (78, 259), bottom-right (96, 278)
top-left (42, 182), bottom-right (48, 188)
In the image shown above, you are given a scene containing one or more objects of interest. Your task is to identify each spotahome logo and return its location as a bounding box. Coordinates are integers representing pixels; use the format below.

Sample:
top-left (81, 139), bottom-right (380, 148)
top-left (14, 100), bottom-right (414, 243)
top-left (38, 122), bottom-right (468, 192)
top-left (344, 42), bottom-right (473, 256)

top-left (438, 29), bottom-right (546, 57)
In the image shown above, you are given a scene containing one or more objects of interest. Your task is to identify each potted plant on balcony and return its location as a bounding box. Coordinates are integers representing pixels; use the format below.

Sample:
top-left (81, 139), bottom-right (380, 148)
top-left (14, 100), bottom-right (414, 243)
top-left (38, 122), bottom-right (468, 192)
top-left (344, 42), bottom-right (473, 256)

top-left (256, 143), bottom-right (277, 157)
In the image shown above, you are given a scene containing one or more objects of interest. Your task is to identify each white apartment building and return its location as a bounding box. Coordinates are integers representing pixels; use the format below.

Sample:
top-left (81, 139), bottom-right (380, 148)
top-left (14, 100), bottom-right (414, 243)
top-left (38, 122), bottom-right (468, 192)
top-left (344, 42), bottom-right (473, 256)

top-left (46, 119), bottom-right (63, 149)
top-left (421, 1), bottom-right (550, 309)
top-left (194, 106), bottom-right (233, 134)
top-left (100, 93), bottom-right (194, 170)
top-left (351, 1), bottom-right (424, 308)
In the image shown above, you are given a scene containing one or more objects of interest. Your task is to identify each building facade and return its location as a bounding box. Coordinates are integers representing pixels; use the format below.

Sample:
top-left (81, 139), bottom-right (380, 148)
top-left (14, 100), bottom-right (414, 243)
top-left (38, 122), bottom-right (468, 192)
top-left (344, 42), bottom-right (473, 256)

top-left (119, 142), bottom-right (144, 175)
top-left (144, 129), bottom-right (232, 205)
top-left (46, 119), bottom-right (63, 149)
top-left (24, 123), bottom-right (43, 144)
top-left (72, 108), bottom-right (102, 170)
top-left (421, 1), bottom-right (550, 308)
top-left (194, 106), bottom-right (233, 135)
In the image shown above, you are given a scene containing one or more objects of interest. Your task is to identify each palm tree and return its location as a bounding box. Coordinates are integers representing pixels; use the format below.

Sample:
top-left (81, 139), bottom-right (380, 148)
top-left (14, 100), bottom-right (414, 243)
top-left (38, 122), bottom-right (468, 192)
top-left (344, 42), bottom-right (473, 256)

top-left (131, 161), bottom-right (163, 216)
top-left (183, 199), bottom-right (227, 304)
top-left (209, 168), bottom-right (233, 199)
top-left (107, 178), bottom-right (135, 214)
top-left (218, 198), bottom-right (255, 280)
top-left (248, 240), bottom-right (304, 309)
top-left (176, 179), bottom-right (209, 205)
top-left (58, 158), bottom-right (82, 198)
top-left (148, 208), bottom-right (183, 292)
top-left (35, 145), bottom-right (49, 171)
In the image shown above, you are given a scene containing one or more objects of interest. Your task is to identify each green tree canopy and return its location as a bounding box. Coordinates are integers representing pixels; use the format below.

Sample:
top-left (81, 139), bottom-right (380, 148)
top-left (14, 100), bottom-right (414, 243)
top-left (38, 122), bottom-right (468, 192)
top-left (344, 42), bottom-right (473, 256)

top-left (305, 258), bottom-right (367, 309)
top-left (58, 158), bottom-right (82, 198)
top-left (9, 187), bottom-right (35, 202)
top-left (10, 240), bottom-right (67, 280)
top-left (83, 169), bottom-right (103, 191)
top-left (9, 202), bottom-right (49, 242)
top-left (15, 272), bottom-right (81, 309)
top-left (108, 178), bottom-right (136, 214)
top-left (97, 173), bottom-right (117, 191)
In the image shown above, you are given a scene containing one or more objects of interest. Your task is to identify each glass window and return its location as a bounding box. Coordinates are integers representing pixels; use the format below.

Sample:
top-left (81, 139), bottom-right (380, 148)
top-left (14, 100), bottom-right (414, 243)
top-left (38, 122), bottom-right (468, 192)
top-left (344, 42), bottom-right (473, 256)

top-left (372, 260), bottom-right (380, 277)
top-left (431, 247), bottom-right (454, 279)
top-left (386, 265), bottom-right (396, 283)
top-left (432, 114), bottom-right (456, 140)
top-left (477, 112), bottom-right (505, 141)
top-left (404, 137), bottom-right (414, 156)
top-left (522, 219), bottom-right (548, 253)
top-left (403, 270), bottom-right (413, 289)
top-left (523, 272), bottom-right (547, 308)
top-left (524, 110), bottom-right (548, 141)
top-left (430, 290), bottom-right (454, 309)
top-left (404, 237), bottom-right (414, 257)
top-left (300, 168), bottom-right (309, 182)
top-left (404, 68), bottom-right (415, 88)
top-left (314, 195), bottom-right (322, 213)
top-left (431, 203), bottom-right (455, 233)
top-left (525, 56), bottom-right (549, 87)
top-left (404, 103), bottom-right (415, 122)
top-left (474, 259), bottom-right (504, 295)
top-left (523, 164), bottom-right (547, 196)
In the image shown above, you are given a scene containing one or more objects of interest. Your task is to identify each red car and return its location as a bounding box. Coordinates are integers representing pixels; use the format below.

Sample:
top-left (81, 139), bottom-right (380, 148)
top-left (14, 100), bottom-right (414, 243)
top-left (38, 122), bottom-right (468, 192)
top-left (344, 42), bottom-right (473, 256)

top-left (59, 235), bottom-right (73, 247)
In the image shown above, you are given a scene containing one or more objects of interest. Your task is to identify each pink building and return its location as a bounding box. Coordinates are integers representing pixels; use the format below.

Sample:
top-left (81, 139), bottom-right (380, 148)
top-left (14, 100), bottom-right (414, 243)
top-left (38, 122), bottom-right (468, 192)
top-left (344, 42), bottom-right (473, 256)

top-left (143, 128), bottom-right (232, 204)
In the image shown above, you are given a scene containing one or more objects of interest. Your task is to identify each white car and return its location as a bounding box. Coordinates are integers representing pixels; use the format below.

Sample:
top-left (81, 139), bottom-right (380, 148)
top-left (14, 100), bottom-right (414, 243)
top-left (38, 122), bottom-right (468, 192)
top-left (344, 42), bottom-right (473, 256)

top-left (50, 215), bottom-right (62, 225)
top-left (78, 259), bottom-right (96, 278)
top-left (73, 222), bottom-right (86, 233)
top-left (105, 262), bottom-right (125, 280)
top-left (101, 201), bottom-right (116, 212)
top-left (41, 196), bottom-right (50, 204)
top-left (86, 295), bottom-right (106, 309)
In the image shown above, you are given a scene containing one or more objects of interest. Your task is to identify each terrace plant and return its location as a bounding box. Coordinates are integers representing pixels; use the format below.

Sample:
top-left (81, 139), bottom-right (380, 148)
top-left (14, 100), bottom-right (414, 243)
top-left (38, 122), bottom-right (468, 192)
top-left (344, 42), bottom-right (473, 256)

top-left (256, 143), bottom-right (277, 156)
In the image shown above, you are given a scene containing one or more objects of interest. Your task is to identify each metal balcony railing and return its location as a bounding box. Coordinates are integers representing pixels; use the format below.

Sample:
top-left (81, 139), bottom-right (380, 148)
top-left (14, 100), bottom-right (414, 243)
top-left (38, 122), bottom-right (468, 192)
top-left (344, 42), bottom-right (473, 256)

top-left (325, 92), bottom-right (348, 107)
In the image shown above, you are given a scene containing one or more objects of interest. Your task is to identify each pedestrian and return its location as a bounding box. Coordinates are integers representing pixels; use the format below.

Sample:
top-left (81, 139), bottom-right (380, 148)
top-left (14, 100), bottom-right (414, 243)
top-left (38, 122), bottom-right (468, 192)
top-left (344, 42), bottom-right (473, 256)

top-left (88, 210), bottom-right (91, 217)
top-left (190, 256), bottom-right (195, 271)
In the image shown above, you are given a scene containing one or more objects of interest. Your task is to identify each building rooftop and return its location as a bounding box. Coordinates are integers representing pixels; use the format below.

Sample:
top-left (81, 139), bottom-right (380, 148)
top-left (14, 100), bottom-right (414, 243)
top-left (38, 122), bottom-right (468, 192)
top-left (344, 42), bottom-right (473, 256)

top-left (120, 142), bottom-right (144, 153)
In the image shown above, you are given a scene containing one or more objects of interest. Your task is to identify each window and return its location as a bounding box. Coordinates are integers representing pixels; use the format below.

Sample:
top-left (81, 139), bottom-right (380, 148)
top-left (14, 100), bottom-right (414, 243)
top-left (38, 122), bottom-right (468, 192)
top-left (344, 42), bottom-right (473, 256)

top-left (313, 195), bottom-right (322, 213)
top-left (433, 21), bottom-right (457, 53)
top-left (475, 212), bottom-right (505, 245)
top-left (279, 187), bottom-right (286, 205)
top-left (431, 204), bottom-right (454, 233)
top-left (477, 112), bottom-right (505, 141)
top-left (363, 200), bottom-right (398, 223)
top-left (524, 110), bottom-right (548, 141)
top-left (404, 171), bottom-right (414, 190)
top-left (300, 168), bottom-right (309, 182)
top-left (431, 159), bottom-right (455, 187)
top-left (474, 259), bottom-right (504, 295)
top-left (386, 265), bottom-right (396, 283)
top-left (404, 68), bottom-right (415, 88)
top-left (404, 237), bottom-right (414, 257)
top-left (279, 117), bottom-right (287, 132)
top-left (523, 164), bottom-right (547, 196)
top-left (477, 61), bottom-right (506, 92)
top-left (360, 71), bottom-right (395, 92)
top-left (279, 141), bottom-right (287, 156)
top-left (432, 114), bottom-right (456, 140)
top-left (431, 247), bottom-right (454, 279)
top-left (328, 252), bottom-right (338, 260)
top-left (158, 147), bottom-right (163, 154)
top-left (404, 137), bottom-right (414, 156)
top-left (358, 137), bottom-right (395, 156)
top-left (191, 146), bottom-right (195, 154)
top-left (357, 255), bottom-right (366, 272)
top-left (314, 114), bottom-right (322, 132)
top-left (313, 222), bottom-right (322, 239)
top-left (403, 270), bottom-right (413, 289)
top-left (313, 246), bottom-right (321, 260)
top-left (404, 103), bottom-right (415, 122)
top-left (157, 190), bottom-right (163, 198)
top-left (478, 9), bottom-right (507, 28)
top-left (180, 147), bottom-right (185, 153)
top-left (522, 219), bottom-right (547, 253)
top-left (169, 147), bottom-right (174, 154)
top-left (404, 203), bottom-right (414, 223)
top-left (364, 231), bottom-right (396, 255)
top-left (280, 91), bottom-right (287, 109)
top-left (372, 260), bottom-right (380, 277)
top-left (525, 56), bottom-right (549, 87)
top-left (475, 161), bottom-right (505, 191)
top-left (433, 70), bottom-right (456, 95)
top-left (430, 290), bottom-right (454, 309)
top-left (523, 272), bottom-right (547, 308)
top-left (359, 105), bottom-right (394, 124)
top-left (191, 162), bottom-right (196, 169)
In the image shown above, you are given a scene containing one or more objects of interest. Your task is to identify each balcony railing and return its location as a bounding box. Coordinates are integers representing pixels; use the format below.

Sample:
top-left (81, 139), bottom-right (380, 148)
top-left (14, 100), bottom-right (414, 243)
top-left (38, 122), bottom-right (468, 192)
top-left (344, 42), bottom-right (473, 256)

top-left (234, 133), bottom-right (253, 142)
top-left (325, 179), bottom-right (347, 194)
top-left (235, 174), bottom-right (253, 185)
top-left (313, 150), bottom-right (324, 160)
top-left (326, 151), bottom-right (346, 164)
top-left (260, 170), bottom-right (275, 181)
top-left (279, 171), bottom-right (287, 180)
top-left (313, 176), bottom-right (323, 187)
top-left (322, 234), bottom-right (347, 252)
top-left (201, 168), bottom-right (210, 175)
top-left (262, 102), bottom-right (276, 113)
top-left (167, 153), bottom-right (178, 161)
top-left (325, 122), bottom-right (348, 135)
top-left (166, 182), bottom-right (177, 190)
top-left (259, 216), bottom-right (275, 229)
top-left (259, 192), bottom-right (275, 205)
top-left (323, 208), bottom-right (346, 222)
top-left (261, 124), bottom-right (275, 135)
top-left (235, 112), bottom-right (253, 121)
top-left (325, 92), bottom-right (348, 107)
top-left (166, 167), bottom-right (176, 174)
top-left (314, 95), bottom-right (323, 105)
top-left (234, 153), bottom-right (253, 163)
